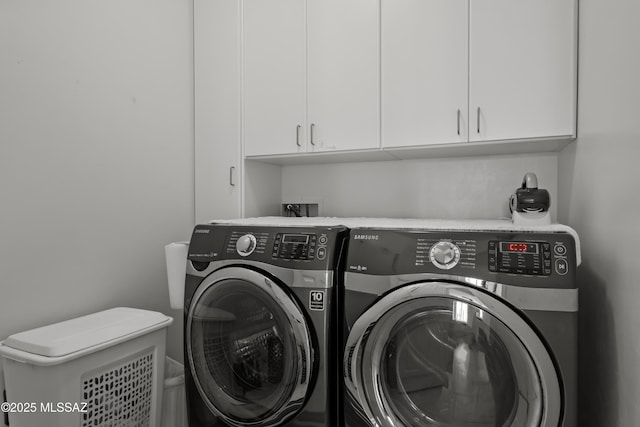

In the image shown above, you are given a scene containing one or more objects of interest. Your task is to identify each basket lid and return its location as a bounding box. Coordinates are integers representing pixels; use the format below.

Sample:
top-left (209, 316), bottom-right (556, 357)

top-left (0, 307), bottom-right (172, 359)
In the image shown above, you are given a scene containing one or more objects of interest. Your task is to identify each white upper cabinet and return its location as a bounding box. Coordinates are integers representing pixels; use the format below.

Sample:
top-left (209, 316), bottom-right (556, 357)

top-left (214, 0), bottom-right (576, 165)
top-left (382, 0), bottom-right (469, 148)
top-left (307, 0), bottom-right (380, 152)
top-left (382, 0), bottom-right (576, 149)
top-left (243, 0), bottom-right (380, 157)
top-left (469, 0), bottom-right (577, 142)
top-left (243, 0), bottom-right (307, 157)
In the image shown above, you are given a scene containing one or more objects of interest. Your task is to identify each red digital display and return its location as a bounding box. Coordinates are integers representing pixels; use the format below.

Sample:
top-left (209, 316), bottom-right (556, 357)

top-left (509, 243), bottom-right (528, 252)
top-left (499, 242), bottom-right (538, 254)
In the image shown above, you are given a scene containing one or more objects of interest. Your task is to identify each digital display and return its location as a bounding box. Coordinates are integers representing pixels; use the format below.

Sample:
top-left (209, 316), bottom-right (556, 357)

top-left (282, 234), bottom-right (309, 244)
top-left (499, 242), bottom-right (539, 254)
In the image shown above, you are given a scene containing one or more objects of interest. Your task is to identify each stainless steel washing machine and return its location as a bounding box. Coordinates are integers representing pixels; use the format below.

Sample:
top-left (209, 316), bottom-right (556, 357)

top-left (343, 225), bottom-right (578, 427)
top-left (184, 222), bottom-right (347, 427)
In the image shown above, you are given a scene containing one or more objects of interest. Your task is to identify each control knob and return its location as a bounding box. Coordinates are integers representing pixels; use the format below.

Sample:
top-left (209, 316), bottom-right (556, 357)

top-left (430, 241), bottom-right (461, 270)
top-left (236, 234), bottom-right (257, 256)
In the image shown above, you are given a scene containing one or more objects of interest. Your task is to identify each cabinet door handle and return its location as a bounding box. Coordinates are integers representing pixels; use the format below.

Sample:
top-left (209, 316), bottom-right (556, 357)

top-left (310, 123), bottom-right (315, 146)
top-left (296, 125), bottom-right (301, 147)
top-left (457, 109), bottom-right (461, 135)
top-left (229, 166), bottom-right (236, 186)
top-left (477, 107), bottom-right (481, 134)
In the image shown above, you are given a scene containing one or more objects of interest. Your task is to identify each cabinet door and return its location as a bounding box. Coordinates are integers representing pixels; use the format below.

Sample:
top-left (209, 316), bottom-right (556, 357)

top-left (194, 0), bottom-right (241, 222)
top-left (243, 0), bottom-right (307, 156)
top-left (307, 0), bottom-right (380, 152)
top-left (382, 0), bottom-right (468, 148)
top-left (469, 0), bottom-right (576, 142)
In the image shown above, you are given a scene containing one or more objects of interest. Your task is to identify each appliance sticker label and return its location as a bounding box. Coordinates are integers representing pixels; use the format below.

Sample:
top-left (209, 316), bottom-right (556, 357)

top-left (309, 291), bottom-right (325, 311)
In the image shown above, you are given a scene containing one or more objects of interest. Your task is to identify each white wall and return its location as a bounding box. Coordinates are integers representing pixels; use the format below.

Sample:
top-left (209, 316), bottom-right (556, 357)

top-left (282, 153), bottom-right (558, 220)
top-left (0, 0), bottom-right (193, 371)
top-left (558, 0), bottom-right (640, 425)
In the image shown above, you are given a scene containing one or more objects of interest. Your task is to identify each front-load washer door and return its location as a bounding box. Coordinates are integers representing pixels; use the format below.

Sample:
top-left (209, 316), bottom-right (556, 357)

top-left (345, 281), bottom-right (561, 427)
top-left (187, 266), bottom-right (314, 427)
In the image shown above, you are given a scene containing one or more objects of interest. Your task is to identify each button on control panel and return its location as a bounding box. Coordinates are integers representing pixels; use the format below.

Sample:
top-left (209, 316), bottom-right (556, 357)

top-left (554, 243), bottom-right (567, 256)
top-left (555, 258), bottom-right (569, 275)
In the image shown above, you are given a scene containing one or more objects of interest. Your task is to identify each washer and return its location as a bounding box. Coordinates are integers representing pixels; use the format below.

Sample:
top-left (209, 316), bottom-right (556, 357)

top-left (343, 223), bottom-right (579, 427)
top-left (184, 221), bottom-right (347, 427)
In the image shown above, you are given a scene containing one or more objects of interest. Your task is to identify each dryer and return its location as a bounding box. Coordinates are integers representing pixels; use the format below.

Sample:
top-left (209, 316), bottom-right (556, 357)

top-left (343, 223), bottom-right (579, 427)
top-left (184, 222), bottom-right (347, 427)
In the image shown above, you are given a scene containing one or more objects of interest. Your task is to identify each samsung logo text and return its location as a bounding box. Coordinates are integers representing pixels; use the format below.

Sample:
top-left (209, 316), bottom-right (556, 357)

top-left (354, 234), bottom-right (379, 240)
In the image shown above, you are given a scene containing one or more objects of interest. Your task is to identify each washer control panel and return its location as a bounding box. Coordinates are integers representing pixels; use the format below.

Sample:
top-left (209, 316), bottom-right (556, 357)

top-left (348, 228), bottom-right (576, 286)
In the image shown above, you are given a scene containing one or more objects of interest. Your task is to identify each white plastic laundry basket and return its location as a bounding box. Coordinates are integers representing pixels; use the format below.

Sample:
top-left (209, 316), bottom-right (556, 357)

top-left (0, 307), bottom-right (173, 427)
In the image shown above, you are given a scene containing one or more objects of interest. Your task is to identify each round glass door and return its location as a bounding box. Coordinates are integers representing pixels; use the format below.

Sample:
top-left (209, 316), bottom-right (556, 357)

top-left (187, 267), bottom-right (313, 427)
top-left (345, 282), bottom-right (560, 427)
